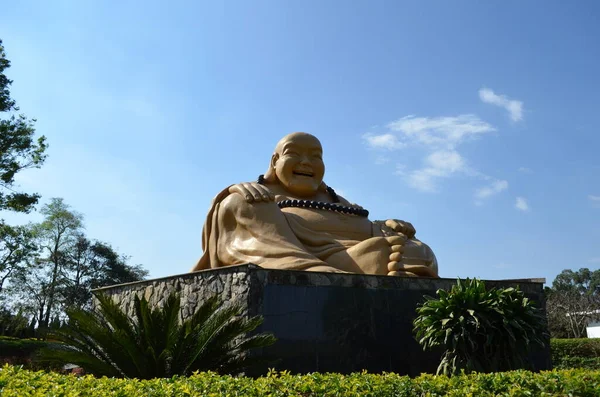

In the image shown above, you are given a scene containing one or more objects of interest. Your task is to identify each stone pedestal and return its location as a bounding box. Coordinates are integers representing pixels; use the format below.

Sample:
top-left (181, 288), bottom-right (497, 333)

top-left (94, 264), bottom-right (551, 376)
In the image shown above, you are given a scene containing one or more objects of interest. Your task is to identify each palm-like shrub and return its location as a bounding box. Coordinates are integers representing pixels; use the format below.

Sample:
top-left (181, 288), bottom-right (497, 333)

top-left (39, 293), bottom-right (275, 378)
top-left (413, 278), bottom-right (548, 376)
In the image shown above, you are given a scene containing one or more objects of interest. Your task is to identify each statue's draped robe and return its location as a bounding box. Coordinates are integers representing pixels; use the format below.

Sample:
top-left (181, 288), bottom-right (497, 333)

top-left (193, 187), bottom-right (375, 272)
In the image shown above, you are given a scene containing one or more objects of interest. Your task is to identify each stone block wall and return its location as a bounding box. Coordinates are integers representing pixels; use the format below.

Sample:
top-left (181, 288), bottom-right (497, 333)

top-left (95, 265), bottom-right (252, 321)
top-left (94, 264), bottom-right (551, 375)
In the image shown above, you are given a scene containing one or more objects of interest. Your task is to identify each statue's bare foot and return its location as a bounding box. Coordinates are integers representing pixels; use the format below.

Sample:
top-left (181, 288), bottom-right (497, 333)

top-left (326, 235), bottom-right (406, 275)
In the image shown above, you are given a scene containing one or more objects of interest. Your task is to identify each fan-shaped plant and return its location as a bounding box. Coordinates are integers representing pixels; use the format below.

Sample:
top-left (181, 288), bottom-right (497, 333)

top-left (413, 278), bottom-right (548, 375)
top-left (39, 292), bottom-right (275, 378)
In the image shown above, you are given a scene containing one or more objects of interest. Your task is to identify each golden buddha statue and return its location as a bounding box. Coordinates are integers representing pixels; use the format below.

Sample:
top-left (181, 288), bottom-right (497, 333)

top-left (193, 132), bottom-right (438, 277)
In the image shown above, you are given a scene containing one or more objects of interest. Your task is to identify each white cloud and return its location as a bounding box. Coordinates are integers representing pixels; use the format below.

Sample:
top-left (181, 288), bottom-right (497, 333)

top-left (518, 167), bottom-right (533, 174)
top-left (362, 133), bottom-right (405, 150)
top-left (588, 257), bottom-right (600, 264)
top-left (394, 164), bottom-right (407, 175)
top-left (589, 195), bottom-right (600, 208)
top-left (364, 113), bottom-right (501, 194)
top-left (407, 150), bottom-right (466, 192)
top-left (479, 87), bottom-right (524, 122)
top-left (515, 197), bottom-right (530, 212)
top-left (475, 180), bottom-right (509, 200)
top-left (426, 150), bottom-right (466, 173)
top-left (374, 155), bottom-right (391, 165)
top-left (407, 169), bottom-right (439, 192)
top-left (387, 114), bottom-right (495, 149)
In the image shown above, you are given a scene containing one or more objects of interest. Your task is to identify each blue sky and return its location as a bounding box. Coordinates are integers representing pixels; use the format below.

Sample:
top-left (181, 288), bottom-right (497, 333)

top-left (1, 1), bottom-right (599, 284)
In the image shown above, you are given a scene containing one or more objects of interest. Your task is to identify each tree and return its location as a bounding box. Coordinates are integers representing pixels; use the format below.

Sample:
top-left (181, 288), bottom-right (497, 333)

top-left (552, 268), bottom-right (600, 296)
top-left (40, 293), bottom-right (276, 378)
top-left (414, 278), bottom-right (548, 375)
top-left (85, 240), bottom-right (147, 289)
top-left (62, 236), bottom-right (148, 310)
top-left (8, 198), bottom-right (148, 331)
top-left (546, 291), bottom-right (598, 338)
top-left (32, 198), bottom-right (83, 328)
top-left (0, 39), bottom-right (48, 213)
top-left (0, 307), bottom-right (31, 337)
top-left (10, 265), bottom-right (55, 331)
top-left (0, 221), bottom-right (38, 294)
top-left (546, 268), bottom-right (600, 338)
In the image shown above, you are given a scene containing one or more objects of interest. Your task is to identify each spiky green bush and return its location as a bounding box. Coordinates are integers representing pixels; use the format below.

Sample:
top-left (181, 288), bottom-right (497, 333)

top-left (414, 278), bottom-right (548, 375)
top-left (38, 293), bottom-right (275, 378)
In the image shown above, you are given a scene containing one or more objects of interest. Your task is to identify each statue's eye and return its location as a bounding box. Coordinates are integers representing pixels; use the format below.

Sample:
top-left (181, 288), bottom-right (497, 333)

top-left (285, 150), bottom-right (299, 157)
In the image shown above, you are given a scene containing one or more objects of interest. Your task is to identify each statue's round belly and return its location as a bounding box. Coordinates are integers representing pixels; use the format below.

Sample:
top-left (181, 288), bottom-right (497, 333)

top-left (281, 207), bottom-right (372, 241)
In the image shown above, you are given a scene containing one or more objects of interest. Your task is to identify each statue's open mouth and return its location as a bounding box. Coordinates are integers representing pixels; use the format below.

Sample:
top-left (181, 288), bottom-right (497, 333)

top-left (293, 171), bottom-right (313, 177)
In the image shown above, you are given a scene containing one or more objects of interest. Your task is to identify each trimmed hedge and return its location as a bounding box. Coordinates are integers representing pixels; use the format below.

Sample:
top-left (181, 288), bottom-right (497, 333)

top-left (0, 337), bottom-right (62, 371)
top-left (1, 365), bottom-right (600, 396)
top-left (0, 336), bottom-right (50, 357)
top-left (551, 338), bottom-right (600, 370)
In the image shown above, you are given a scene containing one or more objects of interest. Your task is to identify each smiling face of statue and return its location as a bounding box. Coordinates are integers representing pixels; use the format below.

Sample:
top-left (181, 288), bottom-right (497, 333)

top-left (272, 133), bottom-right (325, 197)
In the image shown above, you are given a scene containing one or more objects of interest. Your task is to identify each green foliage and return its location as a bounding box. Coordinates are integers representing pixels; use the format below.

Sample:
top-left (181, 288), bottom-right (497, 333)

top-left (414, 278), bottom-right (548, 375)
top-left (1, 365), bottom-right (600, 396)
top-left (0, 39), bottom-right (48, 213)
top-left (551, 338), bottom-right (600, 370)
top-left (39, 292), bottom-right (276, 378)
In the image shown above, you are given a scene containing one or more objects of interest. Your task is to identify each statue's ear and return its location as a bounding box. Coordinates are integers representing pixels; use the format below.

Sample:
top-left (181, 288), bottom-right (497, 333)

top-left (264, 153), bottom-right (279, 183)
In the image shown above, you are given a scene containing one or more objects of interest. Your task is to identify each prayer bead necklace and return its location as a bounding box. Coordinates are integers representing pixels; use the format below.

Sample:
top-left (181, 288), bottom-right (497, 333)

top-left (257, 174), bottom-right (369, 218)
top-left (277, 199), bottom-right (369, 217)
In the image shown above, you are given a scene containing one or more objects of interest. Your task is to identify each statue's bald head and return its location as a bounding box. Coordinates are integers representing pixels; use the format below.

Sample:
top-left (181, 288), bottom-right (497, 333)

top-left (264, 132), bottom-right (326, 197)
top-left (274, 132), bottom-right (322, 155)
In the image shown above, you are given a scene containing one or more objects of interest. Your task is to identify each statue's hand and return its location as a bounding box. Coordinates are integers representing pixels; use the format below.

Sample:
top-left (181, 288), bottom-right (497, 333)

top-left (384, 219), bottom-right (416, 239)
top-left (388, 253), bottom-right (438, 277)
top-left (228, 182), bottom-right (275, 203)
top-left (387, 239), bottom-right (438, 278)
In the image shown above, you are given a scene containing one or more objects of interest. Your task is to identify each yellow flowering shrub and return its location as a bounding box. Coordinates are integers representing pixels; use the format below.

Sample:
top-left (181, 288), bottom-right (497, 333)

top-left (1, 365), bottom-right (599, 396)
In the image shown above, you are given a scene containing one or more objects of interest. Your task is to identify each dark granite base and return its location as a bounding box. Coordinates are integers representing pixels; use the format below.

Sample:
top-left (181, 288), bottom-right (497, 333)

top-left (95, 264), bottom-right (551, 376)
